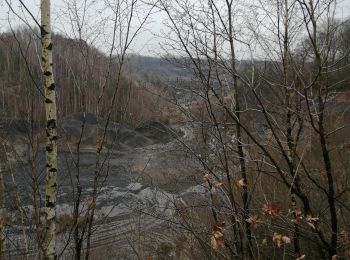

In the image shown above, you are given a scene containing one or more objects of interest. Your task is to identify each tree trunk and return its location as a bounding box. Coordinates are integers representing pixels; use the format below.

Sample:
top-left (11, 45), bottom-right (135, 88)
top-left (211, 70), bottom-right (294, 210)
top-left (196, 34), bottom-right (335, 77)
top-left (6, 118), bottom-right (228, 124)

top-left (41, 0), bottom-right (58, 258)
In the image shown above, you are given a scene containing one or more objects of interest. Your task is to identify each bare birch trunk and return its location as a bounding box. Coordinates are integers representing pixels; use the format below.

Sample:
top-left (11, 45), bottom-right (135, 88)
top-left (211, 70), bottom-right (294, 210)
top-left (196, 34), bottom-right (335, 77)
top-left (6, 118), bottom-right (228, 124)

top-left (41, 0), bottom-right (58, 258)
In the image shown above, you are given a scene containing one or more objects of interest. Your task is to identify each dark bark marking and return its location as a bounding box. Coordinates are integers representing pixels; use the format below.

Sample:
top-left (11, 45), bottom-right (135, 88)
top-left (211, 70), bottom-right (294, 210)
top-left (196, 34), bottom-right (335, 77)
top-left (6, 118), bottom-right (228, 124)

top-left (40, 27), bottom-right (49, 37)
top-left (48, 83), bottom-right (55, 90)
top-left (44, 71), bottom-right (52, 76)
top-left (46, 145), bottom-right (53, 152)
top-left (46, 201), bottom-right (55, 208)
top-left (47, 119), bottom-right (56, 129)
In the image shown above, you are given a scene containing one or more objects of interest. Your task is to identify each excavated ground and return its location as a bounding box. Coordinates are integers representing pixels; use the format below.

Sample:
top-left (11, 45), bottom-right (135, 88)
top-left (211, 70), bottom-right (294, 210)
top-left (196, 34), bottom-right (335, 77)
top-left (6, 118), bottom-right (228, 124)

top-left (1, 113), bottom-right (206, 259)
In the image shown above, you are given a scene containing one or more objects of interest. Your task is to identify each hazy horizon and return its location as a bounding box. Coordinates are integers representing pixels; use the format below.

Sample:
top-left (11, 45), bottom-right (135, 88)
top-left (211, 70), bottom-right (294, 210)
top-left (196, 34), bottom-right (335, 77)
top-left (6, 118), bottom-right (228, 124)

top-left (1, 0), bottom-right (350, 58)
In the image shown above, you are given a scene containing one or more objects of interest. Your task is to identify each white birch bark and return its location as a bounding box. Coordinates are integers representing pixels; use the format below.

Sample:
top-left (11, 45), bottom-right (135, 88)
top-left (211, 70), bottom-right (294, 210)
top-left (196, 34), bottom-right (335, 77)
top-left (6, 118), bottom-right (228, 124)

top-left (41, 0), bottom-right (58, 258)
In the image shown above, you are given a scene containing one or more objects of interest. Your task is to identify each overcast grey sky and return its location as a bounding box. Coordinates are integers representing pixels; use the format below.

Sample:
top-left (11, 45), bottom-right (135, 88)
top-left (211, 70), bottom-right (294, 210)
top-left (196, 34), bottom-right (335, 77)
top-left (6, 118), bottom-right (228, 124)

top-left (0, 0), bottom-right (167, 56)
top-left (1, 0), bottom-right (350, 57)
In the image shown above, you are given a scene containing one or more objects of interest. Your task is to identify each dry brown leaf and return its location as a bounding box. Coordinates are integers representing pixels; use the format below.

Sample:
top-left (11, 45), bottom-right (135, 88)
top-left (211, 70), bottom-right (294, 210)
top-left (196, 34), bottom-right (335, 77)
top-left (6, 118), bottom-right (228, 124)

top-left (282, 235), bottom-right (291, 244)
top-left (273, 232), bottom-right (283, 247)
top-left (211, 222), bottom-right (225, 251)
top-left (212, 181), bottom-right (223, 188)
top-left (217, 237), bottom-right (225, 249)
top-left (273, 232), bottom-right (291, 248)
top-left (213, 230), bottom-right (223, 239)
top-left (246, 215), bottom-right (261, 229)
top-left (211, 235), bottom-right (218, 251)
top-left (237, 178), bottom-right (248, 189)
top-left (203, 173), bottom-right (210, 181)
top-left (291, 208), bottom-right (303, 224)
top-left (263, 202), bottom-right (281, 217)
top-left (305, 214), bottom-right (319, 230)
top-left (340, 230), bottom-right (349, 245)
top-left (305, 214), bottom-right (319, 222)
top-left (213, 222), bottom-right (225, 232)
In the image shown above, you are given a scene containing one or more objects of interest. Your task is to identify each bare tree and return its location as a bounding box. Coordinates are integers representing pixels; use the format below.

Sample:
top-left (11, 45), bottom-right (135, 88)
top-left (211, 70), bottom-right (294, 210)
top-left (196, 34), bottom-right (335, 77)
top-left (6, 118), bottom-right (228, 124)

top-left (155, 0), bottom-right (350, 258)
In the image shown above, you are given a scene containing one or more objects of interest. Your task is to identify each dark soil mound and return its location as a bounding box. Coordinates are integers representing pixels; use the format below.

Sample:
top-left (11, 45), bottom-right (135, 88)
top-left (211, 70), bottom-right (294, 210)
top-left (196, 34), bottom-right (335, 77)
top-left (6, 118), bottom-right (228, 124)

top-left (135, 122), bottom-right (179, 144)
top-left (60, 114), bottom-right (178, 150)
top-left (69, 112), bottom-right (98, 125)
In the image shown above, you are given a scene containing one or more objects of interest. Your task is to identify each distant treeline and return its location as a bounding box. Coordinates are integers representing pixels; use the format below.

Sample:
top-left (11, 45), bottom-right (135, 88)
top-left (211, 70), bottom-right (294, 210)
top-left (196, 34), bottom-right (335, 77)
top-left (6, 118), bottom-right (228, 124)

top-left (0, 28), bottom-right (167, 126)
